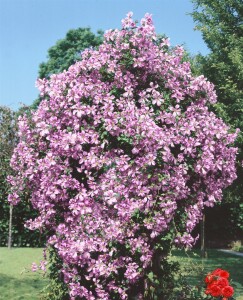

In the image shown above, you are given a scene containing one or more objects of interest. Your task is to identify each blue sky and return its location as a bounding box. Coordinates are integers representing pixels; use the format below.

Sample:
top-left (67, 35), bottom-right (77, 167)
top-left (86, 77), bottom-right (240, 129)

top-left (0, 0), bottom-right (209, 110)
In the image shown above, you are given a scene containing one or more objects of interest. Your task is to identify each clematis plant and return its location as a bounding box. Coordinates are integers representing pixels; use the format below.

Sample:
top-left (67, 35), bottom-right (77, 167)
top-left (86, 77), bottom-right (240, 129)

top-left (8, 12), bottom-right (238, 299)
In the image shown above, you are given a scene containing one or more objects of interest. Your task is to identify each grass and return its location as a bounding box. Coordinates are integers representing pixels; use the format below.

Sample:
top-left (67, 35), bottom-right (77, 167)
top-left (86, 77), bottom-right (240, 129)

top-left (170, 249), bottom-right (243, 300)
top-left (0, 247), bottom-right (47, 300)
top-left (0, 247), bottom-right (242, 299)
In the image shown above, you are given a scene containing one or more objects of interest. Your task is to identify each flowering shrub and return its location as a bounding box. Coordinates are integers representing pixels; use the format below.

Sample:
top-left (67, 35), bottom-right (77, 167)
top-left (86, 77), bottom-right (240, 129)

top-left (8, 12), bottom-right (238, 299)
top-left (205, 269), bottom-right (234, 299)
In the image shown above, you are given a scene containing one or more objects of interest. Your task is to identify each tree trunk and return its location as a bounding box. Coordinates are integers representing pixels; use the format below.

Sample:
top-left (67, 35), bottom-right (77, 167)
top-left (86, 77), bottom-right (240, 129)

top-left (200, 213), bottom-right (206, 258)
top-left (8, 205), bottom-right (13, 249)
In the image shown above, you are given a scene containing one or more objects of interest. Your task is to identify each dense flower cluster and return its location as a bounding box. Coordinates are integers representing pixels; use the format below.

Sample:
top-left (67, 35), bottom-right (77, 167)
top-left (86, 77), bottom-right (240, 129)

top-left (8, 13), bottom-right (238, 299)
top-left (205, 269), bottom-right (234, 299)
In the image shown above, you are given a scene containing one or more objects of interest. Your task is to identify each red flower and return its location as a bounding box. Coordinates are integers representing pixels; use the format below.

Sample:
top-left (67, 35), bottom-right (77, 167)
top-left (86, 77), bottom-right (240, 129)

top-left (204, 268), bottom-right (234, 299)
top-left (222, 285), bottom-right (234, 298)
top-left (219, 270), bottom-right (230, 279)
top-left (212, 268), bottom-right (223, 276)
top-left (211, 268), bottom-right (229, 279)
top-left (205, 274), bottom-right (215, 284)
top-left (216, 277), bottom-right (229, 287)
top-left (206, 283), bottom-right (222, 297)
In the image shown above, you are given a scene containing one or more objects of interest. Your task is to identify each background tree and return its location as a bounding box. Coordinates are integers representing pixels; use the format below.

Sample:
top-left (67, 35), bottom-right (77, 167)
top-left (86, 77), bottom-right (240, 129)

top-left (191, 0), bottom-right (243, 235)
top-left (32, 28), bottom-right (103, 109)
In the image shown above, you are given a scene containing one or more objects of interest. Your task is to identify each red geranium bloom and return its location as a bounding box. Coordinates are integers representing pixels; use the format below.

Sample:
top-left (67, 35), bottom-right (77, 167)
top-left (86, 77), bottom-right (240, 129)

top-left (205, 269), bottom-right (234, 299)
top-left (217, 277), bottom-right (229, 287)
top-left (206, 283), bottom-right (222, 297)
top-left (211, 268), bottom-right (229, 279)
top-left (219, 270), bottom-right (230, 279)
top-left (205, 274), bottom-right (215, 284)
top-left (212, 268), bottom-right (223, 276)
top-left (222, 285), bottom-right (234, 298)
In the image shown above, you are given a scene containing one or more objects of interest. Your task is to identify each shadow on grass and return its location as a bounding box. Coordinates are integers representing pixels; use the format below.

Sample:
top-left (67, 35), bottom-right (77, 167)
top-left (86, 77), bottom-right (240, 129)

top-left (0, 272), bottom-right (47, 300)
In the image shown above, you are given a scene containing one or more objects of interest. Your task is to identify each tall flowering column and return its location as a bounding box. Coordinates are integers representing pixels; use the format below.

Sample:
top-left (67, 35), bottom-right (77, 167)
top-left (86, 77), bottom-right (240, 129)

top-left (9, 13), bottom-right (238, 300)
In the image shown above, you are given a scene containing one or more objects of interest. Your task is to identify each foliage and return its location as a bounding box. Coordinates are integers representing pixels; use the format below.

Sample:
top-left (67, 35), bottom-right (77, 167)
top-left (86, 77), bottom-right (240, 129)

top-left (191, 0), bottom-right (243, 230)
top-left (191, 0), bottom-right (243, 127)
top-left (32, 28), bottom-right (103, 109)
top-left (230, 240), bottom-right (243, 253)
top-left (40, 247), bottom-right (69, 300)
top-left (9, 13), bottom-right (238, 299)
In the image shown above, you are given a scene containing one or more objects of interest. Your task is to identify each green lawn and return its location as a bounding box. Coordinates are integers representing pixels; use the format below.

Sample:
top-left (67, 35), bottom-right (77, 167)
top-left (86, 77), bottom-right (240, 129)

top-left (0, 247), bottom-right (47, 300)
top-left (170, 249), bottom-right (243, 300)
top-left (0, 247), bottom-right (243, 299)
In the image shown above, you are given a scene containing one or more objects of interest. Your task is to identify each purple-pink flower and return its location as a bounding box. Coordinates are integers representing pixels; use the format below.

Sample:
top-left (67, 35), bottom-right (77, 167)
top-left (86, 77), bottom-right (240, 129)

top-left (8, 13), bottom-right (238, 299)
